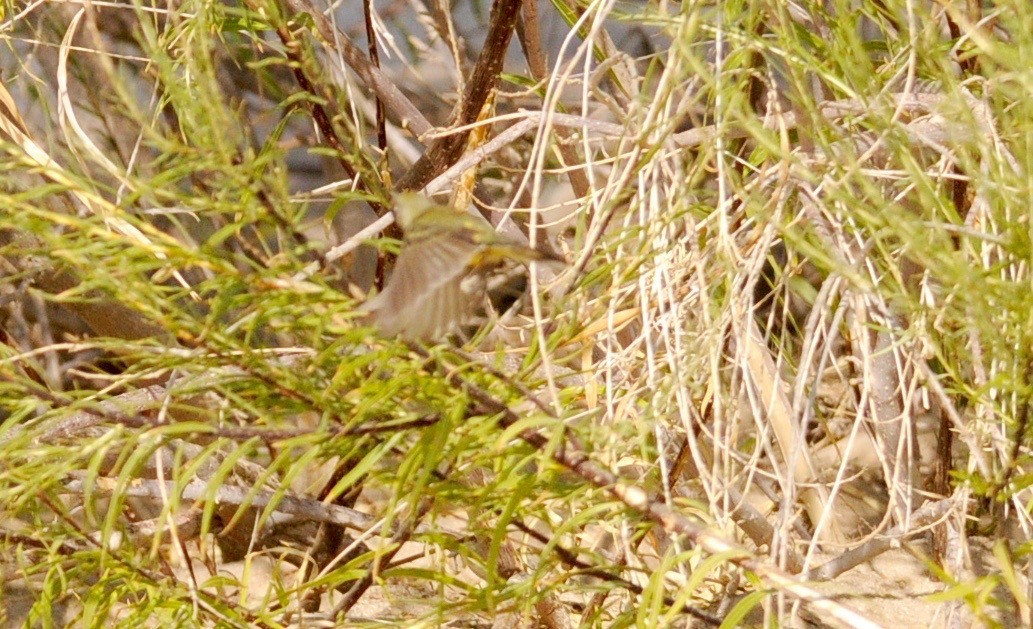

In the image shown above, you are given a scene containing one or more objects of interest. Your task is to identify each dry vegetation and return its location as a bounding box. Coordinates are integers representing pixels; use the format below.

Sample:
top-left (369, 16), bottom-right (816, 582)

top-left (1, 0), bottom-right (1031, 626)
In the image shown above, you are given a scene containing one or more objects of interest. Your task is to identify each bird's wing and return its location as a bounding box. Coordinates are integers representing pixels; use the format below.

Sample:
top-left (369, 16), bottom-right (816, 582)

top-left (363, 235), bottom-right (479, 339)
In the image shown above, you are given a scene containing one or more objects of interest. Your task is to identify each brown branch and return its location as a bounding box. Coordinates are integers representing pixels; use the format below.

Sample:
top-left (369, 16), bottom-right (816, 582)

top-left (418, 348), bottom-right (882, 629)
top-left (362, 0), bottom-right (387, 154)
top-left (64, 477), bottom-right (377, 531)
top-left (516, 0), bottom-right (590, 200)
top-left (269, 14), bottom-right (357, 181)
top-left (394, 0), bottom-right (524, 192)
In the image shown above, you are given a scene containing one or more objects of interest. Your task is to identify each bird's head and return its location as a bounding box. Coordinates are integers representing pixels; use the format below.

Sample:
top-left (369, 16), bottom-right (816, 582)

top-left (392, 192), bottom-right (439, 231)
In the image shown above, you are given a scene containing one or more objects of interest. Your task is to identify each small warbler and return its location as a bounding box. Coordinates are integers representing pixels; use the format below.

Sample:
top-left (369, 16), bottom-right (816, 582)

top-left (363, 193), bottom-right (563, 340)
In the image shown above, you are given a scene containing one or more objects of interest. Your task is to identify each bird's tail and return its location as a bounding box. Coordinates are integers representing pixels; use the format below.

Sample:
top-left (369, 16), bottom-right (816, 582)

top-left (472, 243), bottom-right (566, 267)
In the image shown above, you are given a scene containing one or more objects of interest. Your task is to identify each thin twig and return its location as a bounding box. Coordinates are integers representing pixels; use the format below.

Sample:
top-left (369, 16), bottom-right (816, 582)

top-left (282, 0), bottom-right (433, 137)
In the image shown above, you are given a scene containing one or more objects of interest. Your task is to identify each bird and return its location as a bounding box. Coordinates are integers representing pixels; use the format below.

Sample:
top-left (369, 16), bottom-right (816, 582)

top-left (362, 192), bottom-right (563, 340)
